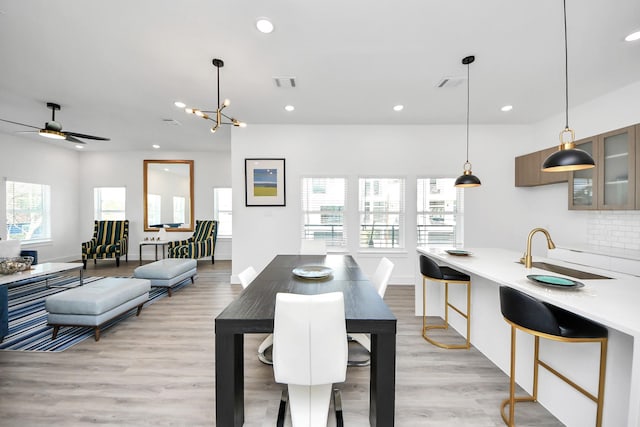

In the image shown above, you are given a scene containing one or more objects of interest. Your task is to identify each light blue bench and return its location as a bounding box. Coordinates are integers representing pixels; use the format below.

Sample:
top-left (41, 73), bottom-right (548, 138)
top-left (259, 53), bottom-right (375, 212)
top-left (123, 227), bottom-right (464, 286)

top-left (46, 277), bottom-right (150, 341)
top-left (133, 259), bottom-right (197, 297)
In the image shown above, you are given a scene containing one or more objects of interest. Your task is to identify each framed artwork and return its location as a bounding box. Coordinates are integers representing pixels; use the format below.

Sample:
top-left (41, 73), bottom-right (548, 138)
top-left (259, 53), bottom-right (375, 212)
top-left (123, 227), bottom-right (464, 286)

top-left (245, 158), bottom-right (286, 206)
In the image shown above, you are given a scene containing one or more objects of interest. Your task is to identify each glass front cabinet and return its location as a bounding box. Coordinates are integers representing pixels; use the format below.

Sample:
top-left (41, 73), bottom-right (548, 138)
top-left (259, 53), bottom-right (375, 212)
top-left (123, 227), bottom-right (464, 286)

top-left (569, 125), bottom-right (636, 210)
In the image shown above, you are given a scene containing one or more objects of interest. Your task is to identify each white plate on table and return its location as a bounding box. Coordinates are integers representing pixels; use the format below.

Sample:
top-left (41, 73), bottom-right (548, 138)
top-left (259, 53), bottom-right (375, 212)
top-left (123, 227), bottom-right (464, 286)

top-left (292, 265), bottom-right (333, 279)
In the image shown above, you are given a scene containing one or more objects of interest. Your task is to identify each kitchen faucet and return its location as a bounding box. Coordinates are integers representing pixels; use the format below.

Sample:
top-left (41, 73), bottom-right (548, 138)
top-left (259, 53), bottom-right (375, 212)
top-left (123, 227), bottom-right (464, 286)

top-left (520, 228), bottom-right (556, 268)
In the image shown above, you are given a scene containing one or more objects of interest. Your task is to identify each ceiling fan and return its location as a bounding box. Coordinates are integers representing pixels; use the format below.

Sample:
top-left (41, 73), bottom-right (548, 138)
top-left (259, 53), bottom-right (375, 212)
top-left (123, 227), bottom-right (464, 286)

top-left (0, 102), bottom-right (110, 144)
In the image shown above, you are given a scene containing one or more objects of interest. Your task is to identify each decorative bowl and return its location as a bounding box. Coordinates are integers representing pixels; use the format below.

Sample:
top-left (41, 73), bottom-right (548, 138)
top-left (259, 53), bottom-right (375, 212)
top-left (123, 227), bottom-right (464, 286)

top-left (0, 256), bottom-right (34, 275)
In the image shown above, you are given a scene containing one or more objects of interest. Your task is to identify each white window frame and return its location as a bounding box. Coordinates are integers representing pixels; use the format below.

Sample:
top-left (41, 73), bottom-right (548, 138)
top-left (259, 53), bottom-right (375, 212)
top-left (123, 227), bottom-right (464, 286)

top-left (173, 196), bottom-right (186, 224)
top-left (214, 187), bottom-right (232, 238)
top-left (147, 194), bottom-right (161, 227)
top-left (358, 177), bottom-right (405, 249)
top-left (93, 187), bottom-right (126, 220)
top-left (301, 177), bottom-right (347, 249)
top-left (6, 180), bottom-right (51, 243)
top-left (416, 177), bottom-right (464, 247)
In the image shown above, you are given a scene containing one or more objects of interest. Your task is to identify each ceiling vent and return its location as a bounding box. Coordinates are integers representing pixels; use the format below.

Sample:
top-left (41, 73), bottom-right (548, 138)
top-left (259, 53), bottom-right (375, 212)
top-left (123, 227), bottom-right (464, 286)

top-left (436, 76), bottom-right (466, 88)
top-left (162, 118), bottom-right (182, 126)
top-left (273, 77), bottom-right (297, 88)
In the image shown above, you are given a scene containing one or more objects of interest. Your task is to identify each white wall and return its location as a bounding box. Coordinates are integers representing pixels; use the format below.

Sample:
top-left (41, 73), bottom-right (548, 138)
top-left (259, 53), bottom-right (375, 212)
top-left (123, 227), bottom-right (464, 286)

top-left (78, 150), bottom-right (232, 261)
top-left (231, 124), bottom-right (586, 284)
top-left (0, 135), bottom-right (81, 262)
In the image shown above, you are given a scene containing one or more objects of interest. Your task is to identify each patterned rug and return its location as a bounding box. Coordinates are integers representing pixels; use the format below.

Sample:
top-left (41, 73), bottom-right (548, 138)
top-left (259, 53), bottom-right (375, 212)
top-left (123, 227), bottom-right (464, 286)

top-left (1, 275), bottom-right (189, 352)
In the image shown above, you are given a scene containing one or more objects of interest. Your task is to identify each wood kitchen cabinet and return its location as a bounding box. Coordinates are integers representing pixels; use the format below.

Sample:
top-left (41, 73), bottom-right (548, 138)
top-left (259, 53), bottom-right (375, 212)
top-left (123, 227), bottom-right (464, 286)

top-left (569, 125), bottom-right (636, 210)
top-left (515, 148), bottom-right (568, 187)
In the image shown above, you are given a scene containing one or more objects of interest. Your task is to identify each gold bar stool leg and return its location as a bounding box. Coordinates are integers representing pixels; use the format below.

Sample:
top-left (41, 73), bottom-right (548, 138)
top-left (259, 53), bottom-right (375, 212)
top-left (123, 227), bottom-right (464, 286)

top-left (420, 254), bottom-right (471, 350)
top-left (499, 286), bottom-right (608, 427)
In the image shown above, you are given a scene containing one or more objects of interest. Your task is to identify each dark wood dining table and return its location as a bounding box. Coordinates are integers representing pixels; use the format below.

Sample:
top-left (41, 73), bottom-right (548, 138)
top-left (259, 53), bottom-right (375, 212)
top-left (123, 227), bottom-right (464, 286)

top-left (215, 254), bottom-right (397, 426)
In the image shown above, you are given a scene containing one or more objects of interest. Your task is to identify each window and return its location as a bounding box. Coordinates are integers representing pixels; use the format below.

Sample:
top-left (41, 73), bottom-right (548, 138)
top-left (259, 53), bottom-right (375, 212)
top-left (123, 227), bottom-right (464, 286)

top-left (147, 194), bottom-right (161, 226)
top-left (359, 178), bottom-right (404, 249)
top-left (94, 187), bottom-right (126, 220)
top-left (214, 188), bottom-right (232, 237)
top-left (417, 178), bottom-right (464, 247)
top-left (6, 180), bottom-right (51, 242)
top-left (301, 177), bottom-right (347, 248)
top-left (173, 196), bottom-right (186, 224)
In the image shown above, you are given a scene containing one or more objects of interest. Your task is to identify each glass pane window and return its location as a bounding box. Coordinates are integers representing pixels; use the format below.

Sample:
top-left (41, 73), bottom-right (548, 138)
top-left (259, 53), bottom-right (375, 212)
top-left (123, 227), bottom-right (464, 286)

top-left (6, 180), bottom-right (51, 242)
top-left (173, 196), bottom-right (186, 224)
top-left (94, 187), bottom-right (126, 220)
top-left (417, 178), bottom-right (464, 247)
top-left (301, 177), bottom-right (347, 248)
top-left (147, 194), bottom-right (161, 226)
top-left (214, 188), bottom-right (232, 237)
top-left (359, 178), bottom-right (404, 249)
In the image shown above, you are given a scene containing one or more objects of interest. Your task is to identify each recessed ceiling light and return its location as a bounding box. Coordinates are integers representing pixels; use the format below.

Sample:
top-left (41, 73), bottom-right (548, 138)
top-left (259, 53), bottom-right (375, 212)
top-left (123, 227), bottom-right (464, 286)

top-left (625, 30), bottom-right (640, 42)
top-left (284, 105), bottom-right (295, 112)
top-left (152, 144), bottom-right (160, 149)
top-left (393, 105), bottom-right (404, 112)
top-left (256, 18), bottom-right (274, 34)
top-left (501, 105), bottom-right (513, 112)
top-left (75, 145), bottom-right (84, 149)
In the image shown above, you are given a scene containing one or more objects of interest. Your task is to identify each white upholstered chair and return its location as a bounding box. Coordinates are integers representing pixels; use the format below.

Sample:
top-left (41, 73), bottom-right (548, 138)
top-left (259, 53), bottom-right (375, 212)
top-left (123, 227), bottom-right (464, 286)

top-left (349, 257), bottom-right (394, 364)
top-left (273, 292), bottom-right (348, 427)
top-left (238, 266), bottom-right (275, 365)
top-left (300, 239), bottom-right (327, 255)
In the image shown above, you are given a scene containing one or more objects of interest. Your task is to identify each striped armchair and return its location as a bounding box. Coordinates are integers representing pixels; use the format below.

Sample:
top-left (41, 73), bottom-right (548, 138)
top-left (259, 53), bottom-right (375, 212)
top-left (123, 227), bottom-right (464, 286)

top-left (168, 220), bottom-right (218, 263)
top-left (81, 220), bottom-right (129, 269)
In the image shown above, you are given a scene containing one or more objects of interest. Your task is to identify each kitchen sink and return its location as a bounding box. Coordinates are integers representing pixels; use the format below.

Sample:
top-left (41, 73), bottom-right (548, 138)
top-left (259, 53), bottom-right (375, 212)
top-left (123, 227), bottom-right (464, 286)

top-left (520, 261), bottom-right (612, 280)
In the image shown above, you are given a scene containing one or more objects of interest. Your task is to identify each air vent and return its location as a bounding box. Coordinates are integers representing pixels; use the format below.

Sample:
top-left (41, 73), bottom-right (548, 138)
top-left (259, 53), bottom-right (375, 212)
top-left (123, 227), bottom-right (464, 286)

top-left (436, 76), bottom-right (466, 88)
top-left (273, 77), bottom-right (297, 88)
top-left (162, 119), bottom-right (182, 126)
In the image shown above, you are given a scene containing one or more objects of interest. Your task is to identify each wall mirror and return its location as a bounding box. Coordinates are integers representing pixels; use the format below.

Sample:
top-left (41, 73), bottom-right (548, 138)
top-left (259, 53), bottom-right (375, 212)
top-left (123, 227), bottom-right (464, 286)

top-left (143, 159), bottom-right (194, 232)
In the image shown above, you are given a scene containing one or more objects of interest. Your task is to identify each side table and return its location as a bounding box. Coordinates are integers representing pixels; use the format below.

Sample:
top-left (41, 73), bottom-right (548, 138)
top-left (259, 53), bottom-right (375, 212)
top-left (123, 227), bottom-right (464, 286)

top-left (139, 241), bottom-right (169, 265)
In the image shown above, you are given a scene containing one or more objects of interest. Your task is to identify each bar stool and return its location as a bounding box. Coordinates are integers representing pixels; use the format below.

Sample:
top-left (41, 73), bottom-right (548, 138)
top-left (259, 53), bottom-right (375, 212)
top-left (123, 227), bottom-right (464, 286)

top-left (419, 254), bottom-right (471, 349)
top-left (499, 286), bottom-right (608, 427)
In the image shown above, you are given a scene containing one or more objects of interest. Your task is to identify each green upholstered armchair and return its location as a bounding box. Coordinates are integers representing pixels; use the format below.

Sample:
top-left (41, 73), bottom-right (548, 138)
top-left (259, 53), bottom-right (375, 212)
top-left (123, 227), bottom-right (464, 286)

top-left (168, 220), bottom-right (218, 263)
top-left (81, 220), bottom-right (129, 269)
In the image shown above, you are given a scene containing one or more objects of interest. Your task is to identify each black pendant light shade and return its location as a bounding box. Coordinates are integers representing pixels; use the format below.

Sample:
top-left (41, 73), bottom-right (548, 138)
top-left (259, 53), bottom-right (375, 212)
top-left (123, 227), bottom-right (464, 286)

top-left (542, 0), bottom-right (595, 172)
top-left (455, 55), bottom-right (481, 188)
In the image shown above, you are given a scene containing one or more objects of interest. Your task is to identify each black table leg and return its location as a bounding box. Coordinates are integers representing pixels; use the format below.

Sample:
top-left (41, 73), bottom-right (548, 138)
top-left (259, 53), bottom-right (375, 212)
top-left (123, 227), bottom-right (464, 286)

top-left (370, 331), bottom-right (396, 426)
top-left (215, 332), bottom-right (244, 427)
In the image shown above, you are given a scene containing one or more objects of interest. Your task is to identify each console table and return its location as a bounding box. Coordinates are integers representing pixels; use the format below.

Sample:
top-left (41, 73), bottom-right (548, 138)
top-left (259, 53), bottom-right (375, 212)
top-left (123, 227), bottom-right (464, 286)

top-left (138, 241), bottom-right (169, 265)
top-left (215, 254), bottom-right (397, 426)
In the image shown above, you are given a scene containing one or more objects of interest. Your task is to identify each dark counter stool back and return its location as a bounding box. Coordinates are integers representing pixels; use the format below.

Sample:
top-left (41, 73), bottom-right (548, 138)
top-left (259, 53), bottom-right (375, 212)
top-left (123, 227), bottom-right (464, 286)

top-left (419, 254), bottom-right (471, 349)
top-left (499, 286), bottom-right (608, 427)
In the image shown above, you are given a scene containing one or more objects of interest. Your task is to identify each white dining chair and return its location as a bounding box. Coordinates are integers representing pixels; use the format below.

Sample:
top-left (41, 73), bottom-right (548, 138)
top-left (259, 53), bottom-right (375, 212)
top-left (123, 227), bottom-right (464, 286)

top-left (273, 291), bottom-right (348, 427)
top-left (238, 266), bottom-right (275, 364)
top-left (349, 257), bottom-right (394, 365)
top-left (300, 239), bottom-right (327, 255)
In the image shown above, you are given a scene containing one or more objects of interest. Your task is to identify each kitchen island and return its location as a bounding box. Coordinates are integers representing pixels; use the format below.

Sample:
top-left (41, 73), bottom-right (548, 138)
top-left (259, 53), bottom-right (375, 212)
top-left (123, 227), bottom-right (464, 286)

top-left (416, 247), bottom-right (640, 427)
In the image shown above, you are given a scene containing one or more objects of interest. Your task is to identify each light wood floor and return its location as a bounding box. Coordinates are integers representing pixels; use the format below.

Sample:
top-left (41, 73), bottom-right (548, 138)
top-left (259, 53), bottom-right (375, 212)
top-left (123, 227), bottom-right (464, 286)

top-left (0, 260), bottom-right (563, 427)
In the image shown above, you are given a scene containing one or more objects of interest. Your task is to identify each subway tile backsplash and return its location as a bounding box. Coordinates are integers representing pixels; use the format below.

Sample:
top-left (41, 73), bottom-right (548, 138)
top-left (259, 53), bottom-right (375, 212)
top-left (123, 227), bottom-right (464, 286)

top-left (588, 211), bottom-right (640, 251)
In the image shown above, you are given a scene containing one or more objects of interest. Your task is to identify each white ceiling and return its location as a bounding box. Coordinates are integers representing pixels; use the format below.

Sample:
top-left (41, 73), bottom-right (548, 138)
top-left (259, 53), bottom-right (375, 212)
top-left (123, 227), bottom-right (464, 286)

top-left (0, 0), bottom-right (639, 152)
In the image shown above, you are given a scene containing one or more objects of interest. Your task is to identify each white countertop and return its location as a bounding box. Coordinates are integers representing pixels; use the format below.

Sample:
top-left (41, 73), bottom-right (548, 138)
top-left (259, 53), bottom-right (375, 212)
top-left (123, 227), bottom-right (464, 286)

top-left (417, 247), bottom-right (640, 338)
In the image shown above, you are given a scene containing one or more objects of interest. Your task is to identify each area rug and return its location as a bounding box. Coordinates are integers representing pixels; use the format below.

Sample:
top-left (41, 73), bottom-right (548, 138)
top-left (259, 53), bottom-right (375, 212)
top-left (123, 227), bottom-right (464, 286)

top-left (0, 275), bottom-right (189, 352)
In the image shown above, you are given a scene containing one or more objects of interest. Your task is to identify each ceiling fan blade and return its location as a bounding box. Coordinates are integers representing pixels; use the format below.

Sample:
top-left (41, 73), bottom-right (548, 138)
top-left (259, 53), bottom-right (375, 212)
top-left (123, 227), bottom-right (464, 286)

top-left (0, 118), bottom-right (40, 129)
top-left (63, 131), bottom-right (110, 141)
top-left (64, 135), bottom-right (87, 144)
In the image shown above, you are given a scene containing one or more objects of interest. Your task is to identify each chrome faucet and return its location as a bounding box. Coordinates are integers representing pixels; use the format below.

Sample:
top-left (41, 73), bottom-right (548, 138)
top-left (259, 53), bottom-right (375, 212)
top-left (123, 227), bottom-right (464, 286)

top-left (520, 227), bottom-right (556, 268)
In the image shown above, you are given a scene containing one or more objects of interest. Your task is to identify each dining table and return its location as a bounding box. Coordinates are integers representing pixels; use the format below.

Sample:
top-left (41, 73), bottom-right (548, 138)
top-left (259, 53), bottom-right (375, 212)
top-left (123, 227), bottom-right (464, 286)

top-left (215, 254), bottom-right (397, 426)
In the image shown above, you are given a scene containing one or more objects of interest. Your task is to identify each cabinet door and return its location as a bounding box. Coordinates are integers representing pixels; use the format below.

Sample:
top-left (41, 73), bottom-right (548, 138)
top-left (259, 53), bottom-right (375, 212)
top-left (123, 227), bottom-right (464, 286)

top-left (597, 126), bottom-right (635, 210)
top-left (515, 152), bottom-right (540, 187)
top-left (568, 138), bottom-right (598, 210)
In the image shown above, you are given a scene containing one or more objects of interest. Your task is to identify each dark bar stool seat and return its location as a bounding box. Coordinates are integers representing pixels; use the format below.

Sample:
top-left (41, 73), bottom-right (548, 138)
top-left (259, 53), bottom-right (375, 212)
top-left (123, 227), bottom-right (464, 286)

top-left (419, 254), bottom-right (471, 349)
top-left (499, 286), bottom-right (608, 427)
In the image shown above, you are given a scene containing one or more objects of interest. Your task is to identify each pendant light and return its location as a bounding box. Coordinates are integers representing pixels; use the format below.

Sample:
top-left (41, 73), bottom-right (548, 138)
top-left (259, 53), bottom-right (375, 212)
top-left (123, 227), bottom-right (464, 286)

top-left (541, 0), bottom-right (595, 172)
top-left (176, 58), bottom-right (246, 134)
top-left (455, 55), bottom-right (481, 188)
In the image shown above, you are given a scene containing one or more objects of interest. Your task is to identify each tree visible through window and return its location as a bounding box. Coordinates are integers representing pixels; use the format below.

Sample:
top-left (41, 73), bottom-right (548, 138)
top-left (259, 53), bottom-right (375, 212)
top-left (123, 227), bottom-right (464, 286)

top-left (359, 178), bottom-right (404, 249)
top-left (6, 180), bottom-right (51, 242)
